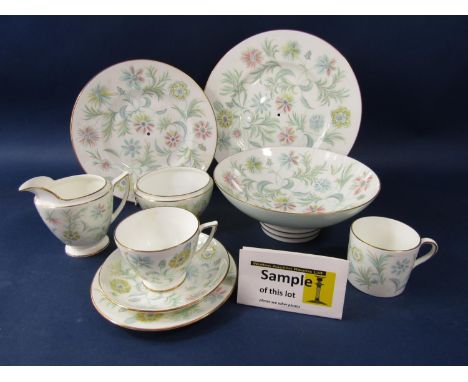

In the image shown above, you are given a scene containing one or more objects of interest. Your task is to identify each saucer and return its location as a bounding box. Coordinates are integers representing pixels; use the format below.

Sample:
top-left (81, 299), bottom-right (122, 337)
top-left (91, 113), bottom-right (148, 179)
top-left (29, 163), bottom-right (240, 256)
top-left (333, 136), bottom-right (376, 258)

top-left (205, 30), bottom-right (361, 162)
top-left (98, 233), bottom-right (230, 312)
top-left (91, 253), bottom-right (236, 331)
top-left (71, 59), bottom-right (217, 201)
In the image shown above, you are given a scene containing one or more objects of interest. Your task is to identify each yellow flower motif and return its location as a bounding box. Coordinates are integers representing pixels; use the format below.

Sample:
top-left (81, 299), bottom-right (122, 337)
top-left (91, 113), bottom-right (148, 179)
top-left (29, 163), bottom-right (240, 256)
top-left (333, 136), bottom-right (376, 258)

top-left (135, 312), bottom-right (161, 322)
top-left (110, 279), bottom-right (131, 294)
top-left (216, 109), bottom-right (234, 128)
top-left (88, 84), bottom-right (113, 107)
top-left (282, 41), bottom-right (301, 60)
top-left (331, 107), bottom-right (351, 128)
top-left (351, 247), bottom-right (363, 263)
top-left (170, 81), bottom-right (190, 100)
top-left (63, 230), bottom-right (80, 241)
top-left (201, 244), bottom-right (215, 260)
top-left (169, 248), bottom-right (191, 268)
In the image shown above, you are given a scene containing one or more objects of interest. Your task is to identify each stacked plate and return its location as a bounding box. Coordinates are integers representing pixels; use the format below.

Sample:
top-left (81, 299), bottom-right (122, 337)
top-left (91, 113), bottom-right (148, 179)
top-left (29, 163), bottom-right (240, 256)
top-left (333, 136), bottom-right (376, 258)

top-left (91, 234), bottom-right (236, 331)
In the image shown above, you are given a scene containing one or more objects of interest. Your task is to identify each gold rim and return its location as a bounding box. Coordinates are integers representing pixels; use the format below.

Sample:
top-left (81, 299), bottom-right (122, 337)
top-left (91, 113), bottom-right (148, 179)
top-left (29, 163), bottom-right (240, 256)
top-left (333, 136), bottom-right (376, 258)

top-left (34, 186), bottom-right (111, 209)
top-left (351, 217), bottom-right (421, 252)
top-left (135, 178), bottom-right (213, 202)
top-left (90, 254), bottom-right (236, 332)
top-left (21, 179), bottom-right (107, 202)
top-left (135, 168), bottom-right (212, 198)
top-left (97, 248), bottom-right (230, 313)
top-left (205, 29), bottom-right (363, 160)
top-left (70, 59), bottom-right (217, 193)
top-left (114, 207), bottom-right (201, 253)
top-left (214, 147), bottom-right (381, 217)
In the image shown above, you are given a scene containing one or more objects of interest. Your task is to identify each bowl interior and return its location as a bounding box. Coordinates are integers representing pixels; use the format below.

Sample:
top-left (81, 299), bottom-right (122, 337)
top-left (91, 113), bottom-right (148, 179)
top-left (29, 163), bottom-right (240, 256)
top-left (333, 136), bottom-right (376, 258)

top-left (137, 167), bottom-right (210, 197)
top-left (214, 147), bottom-right (379, 215)
top-left (115, 207), bottom-right (198, 251)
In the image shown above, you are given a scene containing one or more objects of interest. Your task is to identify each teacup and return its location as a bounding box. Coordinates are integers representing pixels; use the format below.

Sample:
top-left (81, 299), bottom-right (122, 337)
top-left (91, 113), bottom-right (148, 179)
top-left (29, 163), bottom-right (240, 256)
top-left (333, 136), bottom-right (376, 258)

top-left (115, 207), bottom-right (218, 291)
top-left (135, 167), bottom-right (213, 217)
top-left (347, 216), bottom-right (439, 297)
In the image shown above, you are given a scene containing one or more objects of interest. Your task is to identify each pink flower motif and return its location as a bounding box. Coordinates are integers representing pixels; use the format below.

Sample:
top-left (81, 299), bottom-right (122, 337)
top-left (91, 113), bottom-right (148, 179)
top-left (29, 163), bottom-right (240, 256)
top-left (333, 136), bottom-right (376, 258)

top-left (165, 130), bottom-right (181, 148)
top-left (306, 204), bottom-right (326, 214)
top-left (241, 48), bottom-right (263, 69)
top-left (278, 127), bottom-right (296, 145)
top-left (223, 171), bottom-right (238, 189)
top-left (211, 286), bottom-right (225, 296)
top-left (352, 172), bottom-right (373, 195)
top-left (274, 197), bottom-right (296, 212)
top-left (232, 129), bottom-right (241, 139)
top-left (193, 121), bottom-right (212, 140)
top-left (100, 160), bottom-right (111, 172)
top-left (77, 127), bottom-right (99, 147)
top-left (133, 114), bottom-right (154, 135)
top-left (46, 216), bottom-right (61, 225)
top-left (275, 94), bottom-right (293, 113)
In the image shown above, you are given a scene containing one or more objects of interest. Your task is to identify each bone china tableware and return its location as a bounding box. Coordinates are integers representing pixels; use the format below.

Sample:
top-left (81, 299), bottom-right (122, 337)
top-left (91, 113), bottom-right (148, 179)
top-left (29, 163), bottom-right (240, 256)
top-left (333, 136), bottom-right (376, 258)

top-left (114, 207), bottom-right (218, 291)
top-left (347, 216), bottom-right (439, 297)
top-left (214, 147), bottom-right (379, 242)
top-left (99, 233), bottom-right (229, 312)
top-left (135, 167), bottom-right (213, 217)
top-left (71, 59), bottom-right (217, 202)
top-left (91, 252), bottom-right (236, 331)
top-left (205, 29), bottom-right (362, 162)
top-left (19, 172), bottom-right (130, 257)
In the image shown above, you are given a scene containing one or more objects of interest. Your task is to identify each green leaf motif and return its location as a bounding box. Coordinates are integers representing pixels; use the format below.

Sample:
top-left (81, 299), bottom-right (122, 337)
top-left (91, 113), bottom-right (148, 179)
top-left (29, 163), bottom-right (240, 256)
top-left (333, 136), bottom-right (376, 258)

top-left (315, 68), bottom-right (349, 106)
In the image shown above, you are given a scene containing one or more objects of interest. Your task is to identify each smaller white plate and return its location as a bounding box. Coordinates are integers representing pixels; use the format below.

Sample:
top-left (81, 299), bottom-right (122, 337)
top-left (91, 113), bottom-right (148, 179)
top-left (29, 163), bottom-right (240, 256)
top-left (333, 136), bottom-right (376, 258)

top-left (91, 253), bottom-right (237, 332)
top-left (98, 233), bottom-right (229, 312)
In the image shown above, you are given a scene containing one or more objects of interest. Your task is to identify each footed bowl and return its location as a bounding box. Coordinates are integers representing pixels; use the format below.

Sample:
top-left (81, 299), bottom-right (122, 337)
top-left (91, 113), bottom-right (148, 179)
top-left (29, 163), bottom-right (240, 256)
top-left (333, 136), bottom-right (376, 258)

top-left (214, 147), bottom-right (380, 242)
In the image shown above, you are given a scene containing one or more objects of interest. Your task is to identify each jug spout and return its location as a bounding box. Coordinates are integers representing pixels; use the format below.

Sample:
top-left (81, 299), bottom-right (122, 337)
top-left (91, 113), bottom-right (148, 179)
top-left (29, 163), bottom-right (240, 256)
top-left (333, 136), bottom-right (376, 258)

top-left (19, 176), bottom-right (55, 198)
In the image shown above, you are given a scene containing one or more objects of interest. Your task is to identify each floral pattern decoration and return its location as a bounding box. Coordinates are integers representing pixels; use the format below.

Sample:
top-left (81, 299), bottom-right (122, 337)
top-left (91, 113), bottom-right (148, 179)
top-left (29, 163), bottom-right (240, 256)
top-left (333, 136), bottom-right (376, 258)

top-left (38, 194), bottom-right (113, 246)
top-left (217, 149), bottom-right (378, 214)
top-left (92, 255), bottom-right (236, 330)
top-left (207, 33), bottom-right (359, 161)
top-left (348, 244), bottom-right (414, 294)
top-left (98, 237), bottom-right (229, 312)
top-left (71, 61), bottom-right (216, 200)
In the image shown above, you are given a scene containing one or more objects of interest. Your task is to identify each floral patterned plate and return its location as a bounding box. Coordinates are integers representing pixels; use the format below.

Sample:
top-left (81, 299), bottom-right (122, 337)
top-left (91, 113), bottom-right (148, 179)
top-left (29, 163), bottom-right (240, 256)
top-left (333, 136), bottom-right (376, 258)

top-left (71, 59), bottom-right (217, 201)
top-left (98, 233), bottom-right (229, 312)
top-left (91, 253), bottom-right (236, 331)
top-left (205, 30), bottom-right (361, 162)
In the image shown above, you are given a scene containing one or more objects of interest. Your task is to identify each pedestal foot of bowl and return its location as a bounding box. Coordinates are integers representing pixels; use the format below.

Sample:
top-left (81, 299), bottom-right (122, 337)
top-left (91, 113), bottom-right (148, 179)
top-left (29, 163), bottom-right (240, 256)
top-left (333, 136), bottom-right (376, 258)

top-left (260, 223), bottom-right (321, 243)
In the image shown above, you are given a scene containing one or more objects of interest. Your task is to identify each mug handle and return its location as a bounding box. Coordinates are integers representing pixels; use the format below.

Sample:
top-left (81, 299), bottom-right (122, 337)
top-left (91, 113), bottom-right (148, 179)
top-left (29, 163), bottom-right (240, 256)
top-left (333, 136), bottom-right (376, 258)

top-left (413, 238), bottom-right (439, 268)
top-left (195, 221), bottom-right (218, 256)
top-left (111, 171), bottom-right (130, 223)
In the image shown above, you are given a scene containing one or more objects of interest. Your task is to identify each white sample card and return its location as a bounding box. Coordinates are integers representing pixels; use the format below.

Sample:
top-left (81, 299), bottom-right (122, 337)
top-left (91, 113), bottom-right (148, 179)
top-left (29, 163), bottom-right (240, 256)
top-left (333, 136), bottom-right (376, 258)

top-left (237, 247), bottom-right (349, 319)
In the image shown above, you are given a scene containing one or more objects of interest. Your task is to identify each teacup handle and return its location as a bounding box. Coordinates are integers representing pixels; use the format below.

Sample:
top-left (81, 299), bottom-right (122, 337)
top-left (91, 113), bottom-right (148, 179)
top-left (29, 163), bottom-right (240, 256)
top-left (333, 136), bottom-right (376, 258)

top-left (111, 171), bottom-right (130, 223)
top-left (195, 221), bottom-right (218, 256)
top-left (413, 238), bottom-right (439, 268)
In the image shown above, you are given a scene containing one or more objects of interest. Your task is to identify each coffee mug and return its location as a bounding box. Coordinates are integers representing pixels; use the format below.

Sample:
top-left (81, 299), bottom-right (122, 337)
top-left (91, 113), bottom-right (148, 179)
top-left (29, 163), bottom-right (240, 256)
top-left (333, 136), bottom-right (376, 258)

top-left (115, 207), bottom-right (218, 291)
top-left (347, 216), bottom-right (438, 297)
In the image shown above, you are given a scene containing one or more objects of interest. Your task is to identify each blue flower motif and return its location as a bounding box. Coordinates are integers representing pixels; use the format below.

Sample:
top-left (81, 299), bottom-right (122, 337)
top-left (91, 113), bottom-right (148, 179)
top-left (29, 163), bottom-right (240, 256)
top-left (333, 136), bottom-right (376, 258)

top-left (121, 66), bottom-right (144, 89)
top-left (309, 114), bottom-right (325, 131)
top-left (128, 254), bottom-right (153, 269)
top-left (250, 93), bottom-right (271, 114)
top-left (217, 131), bottom-right (231, 151)
top-left (391, 258), bottom-right (410, 275)
top-left (278, 151), bottom-right (299, 168)
top-left (315, 55), bottom-right (336, 76)
top-left (314, 178), bottom-right (331, 193)
top-left (122, 139), bottom-right (142, 158)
